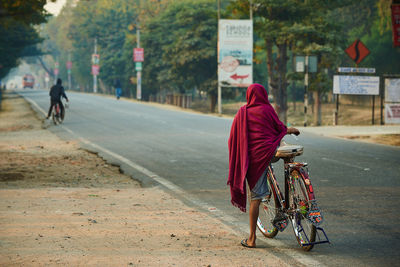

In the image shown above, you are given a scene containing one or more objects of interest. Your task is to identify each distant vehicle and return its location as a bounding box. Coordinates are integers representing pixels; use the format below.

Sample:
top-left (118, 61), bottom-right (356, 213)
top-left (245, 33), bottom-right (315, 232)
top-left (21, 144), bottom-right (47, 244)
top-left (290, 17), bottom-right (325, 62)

top-left (22, 74), bottom-right (35, 89)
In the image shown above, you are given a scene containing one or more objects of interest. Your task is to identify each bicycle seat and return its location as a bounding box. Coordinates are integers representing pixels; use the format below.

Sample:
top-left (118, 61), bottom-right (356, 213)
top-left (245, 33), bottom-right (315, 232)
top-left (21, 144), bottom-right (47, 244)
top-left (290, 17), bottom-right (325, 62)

top-left (274, 141), bottom-right (303, 159)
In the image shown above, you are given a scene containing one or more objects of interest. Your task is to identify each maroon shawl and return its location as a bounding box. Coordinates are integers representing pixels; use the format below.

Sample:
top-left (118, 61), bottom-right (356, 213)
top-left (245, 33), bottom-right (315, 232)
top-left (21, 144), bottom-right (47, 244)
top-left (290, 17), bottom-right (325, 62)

top-left (227, 84), bottom-right (287, 212)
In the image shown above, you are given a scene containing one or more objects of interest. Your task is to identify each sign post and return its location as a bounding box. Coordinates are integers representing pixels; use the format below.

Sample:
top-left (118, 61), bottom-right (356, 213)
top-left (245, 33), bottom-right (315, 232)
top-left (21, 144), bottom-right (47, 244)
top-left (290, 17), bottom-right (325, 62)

top-left (66, 52), bottom-right (72, 90)
top-left (218, 19), bottom-right (253, 114)
top-left (92, 38), bottom-right (99, 93)
top-left (134, 28), bottom-right (143, 100)
top-left (336, 40), bottom-right (375, 125)
top-left (54, 61), bottom-right (59, 83)
top-left (294, 55), bottom-right (317, 126)
top-left (384, 77), bottom-right (400, 124)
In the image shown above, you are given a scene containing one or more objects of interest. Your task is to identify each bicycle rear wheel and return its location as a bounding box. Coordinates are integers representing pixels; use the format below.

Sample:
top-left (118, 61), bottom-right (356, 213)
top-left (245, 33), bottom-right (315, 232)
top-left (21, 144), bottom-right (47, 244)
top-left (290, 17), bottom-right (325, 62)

top-left (289, 169), bottom-right (316, 251)
top-left (52, 111), bottom-right (58, 125)
top-left (257, 176), bottom-right (279, 238)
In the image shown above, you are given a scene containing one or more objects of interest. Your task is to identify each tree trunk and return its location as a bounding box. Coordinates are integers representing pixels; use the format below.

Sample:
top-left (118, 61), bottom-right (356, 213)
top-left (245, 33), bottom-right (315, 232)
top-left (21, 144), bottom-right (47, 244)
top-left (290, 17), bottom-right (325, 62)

top-left (266, 41), bottom-right (288, 123)
top-left (291, 81), bottom-right (296, 111)
top-left (275, 43), bottom-right (288, 124)
top-left (313, 90), bottom-right (322, 126)
top-left (210, 94), bottom-right (217, 113)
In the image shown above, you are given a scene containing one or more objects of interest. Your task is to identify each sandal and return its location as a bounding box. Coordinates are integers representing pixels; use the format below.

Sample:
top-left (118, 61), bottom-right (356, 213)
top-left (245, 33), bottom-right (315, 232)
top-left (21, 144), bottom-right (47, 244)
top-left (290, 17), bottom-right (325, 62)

top-left (241, 239), bottom-right (256, 248)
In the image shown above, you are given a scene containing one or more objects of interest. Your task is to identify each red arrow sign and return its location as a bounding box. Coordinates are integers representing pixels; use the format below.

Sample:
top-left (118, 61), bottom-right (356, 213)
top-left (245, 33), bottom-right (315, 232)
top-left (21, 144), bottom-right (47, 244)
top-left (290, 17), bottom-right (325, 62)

top-left (230, 73), bottom-right (249, 80)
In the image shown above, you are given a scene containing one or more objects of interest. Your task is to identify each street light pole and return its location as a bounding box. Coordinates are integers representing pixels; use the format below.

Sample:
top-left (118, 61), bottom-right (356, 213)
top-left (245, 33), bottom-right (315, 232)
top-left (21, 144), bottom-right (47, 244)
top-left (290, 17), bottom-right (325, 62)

top-left (217, 0), bottom-right (221, 114)
top-left (93, 37), bottom-right (98, 93)
top-left (304, 55), bottom-right (309, 127)
top-left (136, 25), bottom-right (142, 100)
top-left (68, 52), bottom-right (72, 90)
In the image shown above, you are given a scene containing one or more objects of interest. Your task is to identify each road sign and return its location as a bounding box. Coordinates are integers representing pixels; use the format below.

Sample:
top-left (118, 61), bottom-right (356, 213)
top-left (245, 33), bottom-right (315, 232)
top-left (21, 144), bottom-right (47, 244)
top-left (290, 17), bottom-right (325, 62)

top-left (333, 75), bottom-right (379, 95)
top-left (385, 104), bottom-right (400, 124)
top-left (295, 55), bottom-right (317, 73)
top-left (345, 39), bottom-right (370, 65)
top-left (66, 61), bottom-right (72, 70)
top-left (134, 48), bottom-right (144, 62)
top-left (91, 65), bottom-right (100, 75)
top-left (92, 54), bottom-right (100, 65)
top-left (338, 67), bottom-right (376, 73)
top-left (135, 62), bottom-right (142, 71)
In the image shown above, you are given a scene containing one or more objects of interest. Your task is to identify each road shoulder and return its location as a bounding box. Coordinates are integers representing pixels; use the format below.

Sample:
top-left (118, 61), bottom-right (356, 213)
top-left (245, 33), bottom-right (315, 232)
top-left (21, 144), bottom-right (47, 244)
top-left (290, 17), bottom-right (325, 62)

top-left (0, 92), bottom-right (289, 266)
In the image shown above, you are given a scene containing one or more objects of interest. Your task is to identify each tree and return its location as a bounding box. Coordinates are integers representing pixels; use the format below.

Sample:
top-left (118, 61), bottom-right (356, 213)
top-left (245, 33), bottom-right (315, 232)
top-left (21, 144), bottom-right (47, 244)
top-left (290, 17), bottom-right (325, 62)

top-left (142, 0), bottom-right (218, 109)
top-left (228, 0), bottom-right (349, 124)
top-left (0, 0), bottom-right (52, 79)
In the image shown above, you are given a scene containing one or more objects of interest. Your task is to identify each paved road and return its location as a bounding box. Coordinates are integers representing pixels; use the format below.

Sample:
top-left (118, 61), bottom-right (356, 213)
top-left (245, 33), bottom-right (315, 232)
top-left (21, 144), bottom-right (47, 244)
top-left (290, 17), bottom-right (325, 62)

top-left (20, 90), bottom-right (400, 266)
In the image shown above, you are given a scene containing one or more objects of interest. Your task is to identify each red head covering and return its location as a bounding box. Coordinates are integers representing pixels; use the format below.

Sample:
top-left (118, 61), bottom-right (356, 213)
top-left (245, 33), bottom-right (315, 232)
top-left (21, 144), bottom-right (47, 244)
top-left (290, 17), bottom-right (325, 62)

top-left (228, 83), bottom-right (287, 212)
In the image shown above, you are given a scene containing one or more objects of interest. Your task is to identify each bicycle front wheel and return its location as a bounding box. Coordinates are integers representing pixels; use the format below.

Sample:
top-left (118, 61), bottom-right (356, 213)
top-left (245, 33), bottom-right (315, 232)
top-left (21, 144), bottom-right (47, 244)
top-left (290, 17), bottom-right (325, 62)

top-left (257, 177), bottom-right (279, 238)
top-left (289, 169), bottom-right (316, 251)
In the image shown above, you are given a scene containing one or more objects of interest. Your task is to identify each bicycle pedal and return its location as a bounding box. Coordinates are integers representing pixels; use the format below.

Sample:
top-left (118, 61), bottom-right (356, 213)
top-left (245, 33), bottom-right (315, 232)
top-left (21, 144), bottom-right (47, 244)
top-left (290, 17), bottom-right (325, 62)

top-left (306, 200), bottom-right (323, 226)
top-left (273, 212), bottom-right (288, 232)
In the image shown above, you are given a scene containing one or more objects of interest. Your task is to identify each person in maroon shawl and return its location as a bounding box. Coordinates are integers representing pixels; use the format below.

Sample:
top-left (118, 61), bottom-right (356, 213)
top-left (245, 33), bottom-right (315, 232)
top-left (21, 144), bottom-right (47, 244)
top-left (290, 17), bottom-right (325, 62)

top-left (228, 83), bottom-right (299, 248)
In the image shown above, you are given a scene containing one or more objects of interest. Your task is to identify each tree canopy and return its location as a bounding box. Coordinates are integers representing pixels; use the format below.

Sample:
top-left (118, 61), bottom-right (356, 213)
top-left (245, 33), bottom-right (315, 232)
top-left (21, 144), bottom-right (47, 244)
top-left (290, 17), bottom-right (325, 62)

top-left (0, 0), bottom-right (53, 79)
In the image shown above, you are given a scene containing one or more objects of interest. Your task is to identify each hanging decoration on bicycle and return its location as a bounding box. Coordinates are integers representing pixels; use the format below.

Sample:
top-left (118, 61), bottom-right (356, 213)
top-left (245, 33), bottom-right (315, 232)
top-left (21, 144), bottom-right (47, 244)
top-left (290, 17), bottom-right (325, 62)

top-left (306, 200), bottom-right (324, 226)
top-left (273, 210), bottom-right (288, 232)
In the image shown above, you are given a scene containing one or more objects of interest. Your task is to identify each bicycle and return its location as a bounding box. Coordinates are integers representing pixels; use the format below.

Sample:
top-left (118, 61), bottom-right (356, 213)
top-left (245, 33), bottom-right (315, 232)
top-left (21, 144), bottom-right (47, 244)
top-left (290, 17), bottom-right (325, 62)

top-left (256, 138), bottom-right (330, 251)
top-left (51, 100), bottom-right (67, 125)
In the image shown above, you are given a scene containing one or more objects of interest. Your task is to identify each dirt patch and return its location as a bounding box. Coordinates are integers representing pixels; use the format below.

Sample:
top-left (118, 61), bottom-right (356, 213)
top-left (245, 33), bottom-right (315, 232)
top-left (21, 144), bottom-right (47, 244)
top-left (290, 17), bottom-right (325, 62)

top-left (339, 134), bottom-right (400, 147)
top-left (0, 92), bottom-right (288, 266)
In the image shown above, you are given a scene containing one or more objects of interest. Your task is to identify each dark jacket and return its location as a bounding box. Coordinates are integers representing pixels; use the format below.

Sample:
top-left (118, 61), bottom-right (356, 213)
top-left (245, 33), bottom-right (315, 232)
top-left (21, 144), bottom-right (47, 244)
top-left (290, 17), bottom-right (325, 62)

top-left (50, 79), bottom-right (68, 101)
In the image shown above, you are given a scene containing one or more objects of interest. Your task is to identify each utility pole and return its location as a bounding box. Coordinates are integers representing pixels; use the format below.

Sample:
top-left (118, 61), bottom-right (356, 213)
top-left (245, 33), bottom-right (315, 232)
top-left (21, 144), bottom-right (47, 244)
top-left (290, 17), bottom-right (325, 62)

top-left (93, 37), bottom-right (98, 93)
top-left (67, 52), bottom-right (72, 90)
top-left (136, 25), bottom-right (142, 100)
top-left (217, 0), bottom-right (221, 114)
top-left (304, 55), bottom-right (309, 127)
top-left (250, 0), bottom-right (253, 20)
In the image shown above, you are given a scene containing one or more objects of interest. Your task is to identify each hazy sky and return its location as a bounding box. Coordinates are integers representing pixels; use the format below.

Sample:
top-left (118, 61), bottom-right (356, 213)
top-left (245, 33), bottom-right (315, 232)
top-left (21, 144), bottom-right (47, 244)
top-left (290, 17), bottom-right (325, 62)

top-left (45, 0), bottom-right (67, 16)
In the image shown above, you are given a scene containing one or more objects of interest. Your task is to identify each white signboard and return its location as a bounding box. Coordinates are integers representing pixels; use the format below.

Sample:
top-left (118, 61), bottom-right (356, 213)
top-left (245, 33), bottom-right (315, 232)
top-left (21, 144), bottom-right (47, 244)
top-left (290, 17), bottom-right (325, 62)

top-left (218, 19), bottom-right (253, 87)
top-left (385, 78), bottom-right (400, 102)
top-left (338, 67), bottom-right (375, 73)
top-left (333, 75), bottom-right (380, 95)
top-left (385, 103), bottom-right (400, 124)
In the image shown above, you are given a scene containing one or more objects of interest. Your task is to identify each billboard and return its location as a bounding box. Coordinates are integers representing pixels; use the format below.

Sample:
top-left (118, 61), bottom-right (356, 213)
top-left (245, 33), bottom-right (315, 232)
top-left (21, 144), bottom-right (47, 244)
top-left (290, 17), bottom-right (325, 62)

top-left (218, 19), bottom-right (253, 87)
top-left (392, 4), bottom-right (400, 47)
top-left (385, 78), bottom-right (400, 102)
top-left (333, 75), bottom-right (380, 95)
top-left (385, 104), bottom-right (400, 124)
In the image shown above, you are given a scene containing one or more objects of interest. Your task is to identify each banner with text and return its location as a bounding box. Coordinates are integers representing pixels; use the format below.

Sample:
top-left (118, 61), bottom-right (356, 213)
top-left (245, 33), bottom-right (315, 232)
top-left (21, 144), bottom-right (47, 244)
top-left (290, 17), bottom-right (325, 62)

top-left (385, 78), bottom-right (400, 102)
top-left (333, 75), bottom-right (380, 95)
top-left (218, 19), bottom-right (253, 87)
top-left (385, 104), bottom-right (400, 124)
top-left (392, 4), bottom-right (400, 47)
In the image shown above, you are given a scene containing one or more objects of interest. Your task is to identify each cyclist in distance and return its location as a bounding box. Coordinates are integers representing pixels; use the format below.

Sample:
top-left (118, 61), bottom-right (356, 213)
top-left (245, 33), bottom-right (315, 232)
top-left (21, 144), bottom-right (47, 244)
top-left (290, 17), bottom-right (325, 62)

top-left (46, 78), bottom-right (69, 119)
top-left (227, 83), bottom-right (299, 248)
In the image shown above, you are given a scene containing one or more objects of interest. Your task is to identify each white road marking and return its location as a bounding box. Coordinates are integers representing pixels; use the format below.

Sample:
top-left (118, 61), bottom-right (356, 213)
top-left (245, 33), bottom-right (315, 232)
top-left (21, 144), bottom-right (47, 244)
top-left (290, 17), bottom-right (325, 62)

top-left (321, 157), bottom-right (368, 170)
top-left (23, 94), bottom-right (326, 267)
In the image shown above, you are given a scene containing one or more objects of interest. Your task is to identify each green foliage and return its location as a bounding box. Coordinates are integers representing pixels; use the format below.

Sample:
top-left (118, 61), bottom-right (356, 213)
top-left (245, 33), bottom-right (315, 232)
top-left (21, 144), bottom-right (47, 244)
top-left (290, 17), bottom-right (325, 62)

top-left (0, 0), bottom-right (52, 78)
top-left (142, 0), bottom-right (218, 99)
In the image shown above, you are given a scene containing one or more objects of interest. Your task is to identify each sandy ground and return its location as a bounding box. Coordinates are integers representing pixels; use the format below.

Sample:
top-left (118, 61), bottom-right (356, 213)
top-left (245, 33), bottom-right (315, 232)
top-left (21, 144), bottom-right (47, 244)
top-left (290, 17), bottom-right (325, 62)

top-left (0, 93), bottom-right (290, 266)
